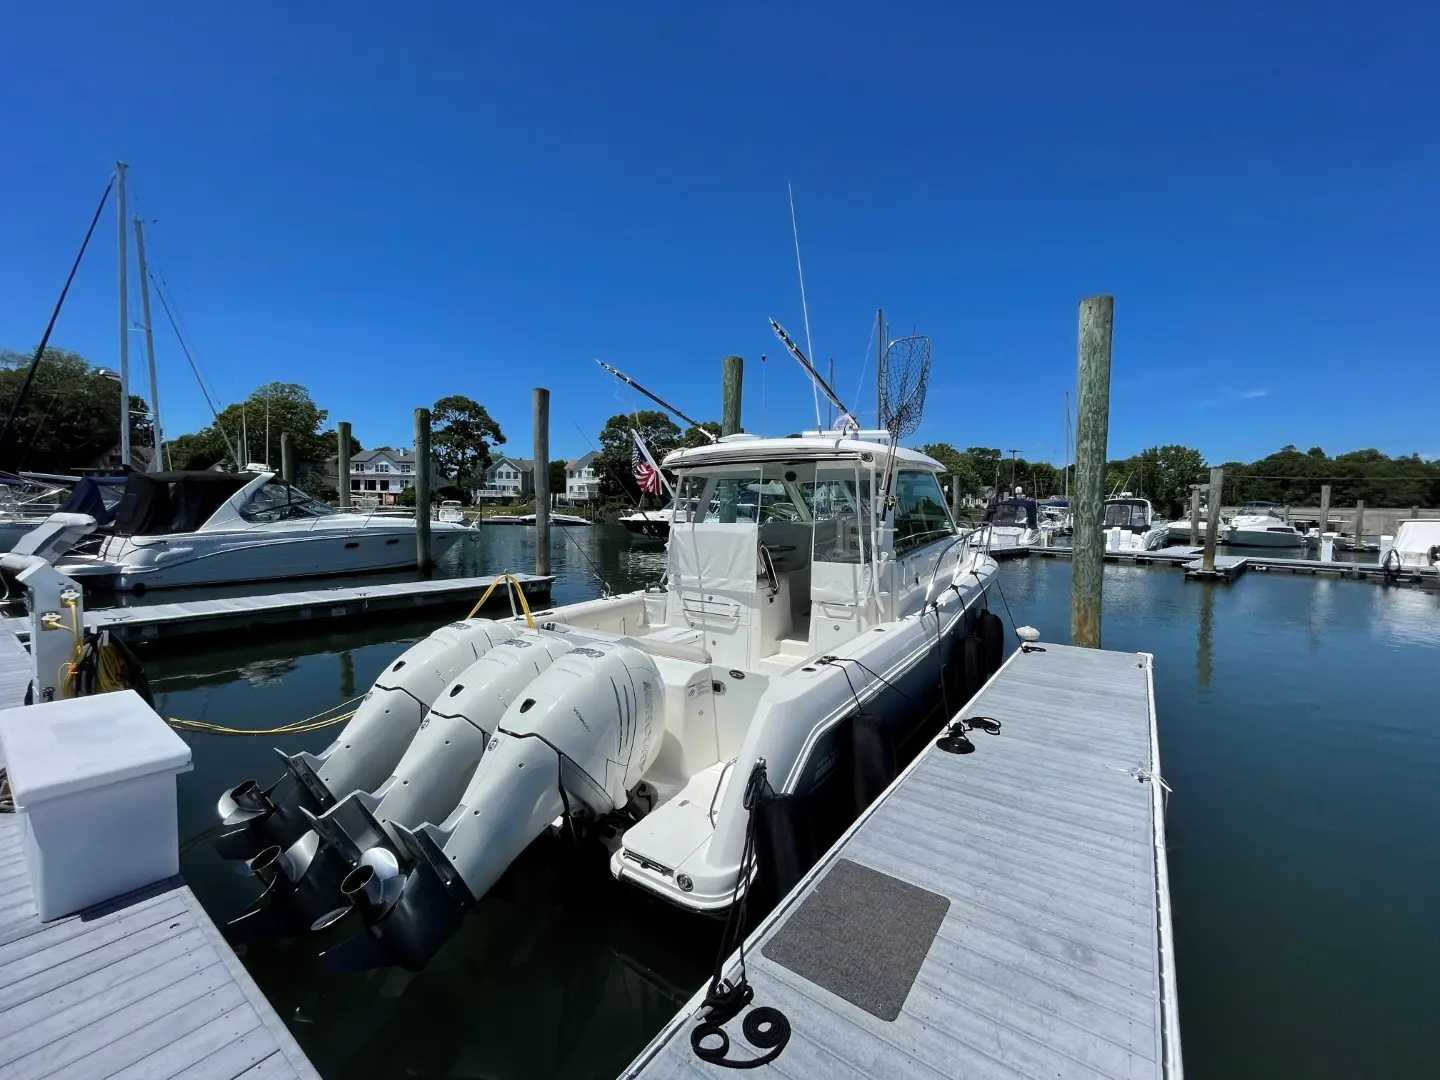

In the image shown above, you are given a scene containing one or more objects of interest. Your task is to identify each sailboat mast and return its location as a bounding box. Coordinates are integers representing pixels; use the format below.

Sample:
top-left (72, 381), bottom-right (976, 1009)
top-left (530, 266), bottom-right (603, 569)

top-left (132, 215), bottom-right (164, 473)
top-left (1064, 390), bottom-right (1071, 500)
top-left (116, 162), bottom-right (131, 470)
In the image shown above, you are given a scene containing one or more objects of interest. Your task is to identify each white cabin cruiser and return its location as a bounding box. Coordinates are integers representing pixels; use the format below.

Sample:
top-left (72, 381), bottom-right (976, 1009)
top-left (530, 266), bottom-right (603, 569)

top-left (976, 497), bottom-right (1041, 550)
top-left (619, 500), bottom-right (698, 542)
top-left (1221, 501), bottom-right (1305, 548)
top-left (212, 431), bottom-right (1002, 971)
top-left (435, 500), bottom-right (466, 524)
top-left (1102, 494), bottom-right (1170, 552)
top-left (54, 470), bottom-right (470, 591)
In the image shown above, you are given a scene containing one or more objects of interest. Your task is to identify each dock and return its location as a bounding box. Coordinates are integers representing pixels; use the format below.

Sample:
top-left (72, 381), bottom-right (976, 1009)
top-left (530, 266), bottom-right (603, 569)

top-left (4, 572), bottom-right (553, 646)
top-left (1029, 544), bottom-right (1436, 586)
top-left (624, 643), bottom-right (1180, 1079)
top-left (0, 813), bottom-right (320, 1080)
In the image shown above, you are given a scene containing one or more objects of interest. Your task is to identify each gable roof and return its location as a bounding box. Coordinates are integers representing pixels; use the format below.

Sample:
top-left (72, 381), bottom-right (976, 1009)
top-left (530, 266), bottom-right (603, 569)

top-left (350, 449), bottom-right (415, 464)
top-left (566, 451), bottom-right (599, 469)
top-left (488, 456), bottom-right (535, 473)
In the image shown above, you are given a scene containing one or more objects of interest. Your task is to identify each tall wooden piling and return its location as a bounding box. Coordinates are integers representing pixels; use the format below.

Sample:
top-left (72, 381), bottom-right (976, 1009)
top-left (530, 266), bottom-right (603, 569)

top-left (414, 408), bottom-right (432, 572)
top-left (280, 432), bottom-right (295, 485)
top-left (1318, 484), bottom-right (1331, 535)
top-left (1071, 295), bottom-right (1113, 649)
top-left (1202, 468), bottom-right (1224, 571)
top-left (337, 421), bottom-right (352, 508)
top-left (950, 475), bottom-right (962, 522)
top-left (1189, 486), bottom-right (1201, 547)
top-left (1354, 500), bottom-right (1365, 544)
top-left (721, 356), bottom-right (743, 436)
top-left (533, 388), bottom-right (551, 576)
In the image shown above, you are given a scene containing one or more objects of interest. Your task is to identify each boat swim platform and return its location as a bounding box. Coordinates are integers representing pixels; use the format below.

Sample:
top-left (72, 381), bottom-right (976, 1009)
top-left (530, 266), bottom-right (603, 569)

top-left (4, 572), bottom-right (554, 647)
top-left (623, 643), bottom-right (1181, 1080)
top-left (0, 813), bottom-right (321, 1080)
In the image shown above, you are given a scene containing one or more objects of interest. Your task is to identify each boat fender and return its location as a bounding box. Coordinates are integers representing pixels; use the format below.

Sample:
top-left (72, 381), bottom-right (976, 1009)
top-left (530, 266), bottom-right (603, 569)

top-left (976, 610), bottom-right (1005, 677)
top-left (944, 633), bottom-right (984, 703)
top-left (850, 711), bottom-right (895, 815)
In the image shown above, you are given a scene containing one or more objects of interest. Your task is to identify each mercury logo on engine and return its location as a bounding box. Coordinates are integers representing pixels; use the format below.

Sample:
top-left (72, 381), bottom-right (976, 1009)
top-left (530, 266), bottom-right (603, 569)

top-left (570, 647), bottom-right (604, 658)
top-left (505, 639), bottom-right (532, 649)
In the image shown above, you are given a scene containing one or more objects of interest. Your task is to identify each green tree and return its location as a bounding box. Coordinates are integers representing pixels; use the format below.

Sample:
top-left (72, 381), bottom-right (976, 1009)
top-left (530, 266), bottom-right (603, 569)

top-left (597, 410), bottom-right (681, 501)
top-left (681, 421), bottom-right (722, 448)
top-left (430, 395), bottom-right (505, 491)
top-left (920, 442), bottom-right (980, 503)
top-left (549, 459), bottom-right (567, 495)
top-left (1105, 445), bottom-right (1207, 517)
top-left (0, 348), bottom-right (152, 472)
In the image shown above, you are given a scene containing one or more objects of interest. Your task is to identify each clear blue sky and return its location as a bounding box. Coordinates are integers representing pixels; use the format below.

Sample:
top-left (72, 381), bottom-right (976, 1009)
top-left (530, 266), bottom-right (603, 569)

top-left (3, 1), bottom-right (1436, 467)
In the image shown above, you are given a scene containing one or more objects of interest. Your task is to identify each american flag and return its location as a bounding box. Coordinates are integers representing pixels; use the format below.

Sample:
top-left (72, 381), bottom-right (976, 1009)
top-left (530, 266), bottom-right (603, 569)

top-left (631, 431), bottom-right (664, 494)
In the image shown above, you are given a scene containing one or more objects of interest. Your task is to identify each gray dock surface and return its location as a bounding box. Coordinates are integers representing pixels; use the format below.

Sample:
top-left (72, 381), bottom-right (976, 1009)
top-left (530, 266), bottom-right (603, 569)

top-left (0, 812), bottom-right (320, 1080)
top-left (4, 572), bottom-right (553, 645)
top-left (0, 634), bottom-right (29, 710)
top-left (625, 643), bottom-right (1181, 1079)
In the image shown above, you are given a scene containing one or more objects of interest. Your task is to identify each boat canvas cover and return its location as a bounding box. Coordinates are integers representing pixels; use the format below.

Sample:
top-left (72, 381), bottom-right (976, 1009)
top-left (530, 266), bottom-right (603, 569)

top-left (112, 471), bottom-right (251, 536)
top-left (58, 477), bottom-right (125, 529)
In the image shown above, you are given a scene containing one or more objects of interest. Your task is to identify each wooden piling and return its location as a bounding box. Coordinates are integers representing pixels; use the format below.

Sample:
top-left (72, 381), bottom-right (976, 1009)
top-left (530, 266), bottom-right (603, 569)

top-left (722, 356), bottom-right (743, 436)
top-left (1318, 484), bottom-right (1331, 535)
top-left (337, 422), bottom-right (352, 508)
top-left (950, 475), bottom-right (962, 523)
top-left (1354, 500), bottom-right (1365, 544)
top-left (1071, 295), bottom-right (1113, 649)
top-left (533, 388), bottom-right (550, 576)
top-left (414, 408), bottom-right (432, 572)
top-left (1202, 468), bottom-right (1224, 571)
top-left (279, 432), bottom-right (295, 485)
top-left (1189, 486), bottom-right (1201, 547)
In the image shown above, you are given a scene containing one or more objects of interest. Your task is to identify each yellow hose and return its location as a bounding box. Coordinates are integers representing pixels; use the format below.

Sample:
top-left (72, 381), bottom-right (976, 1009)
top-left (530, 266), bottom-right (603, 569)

top-left (466, 573), bottom-right (536, 627)
top-left (167, 695), bottom-right (365, 737)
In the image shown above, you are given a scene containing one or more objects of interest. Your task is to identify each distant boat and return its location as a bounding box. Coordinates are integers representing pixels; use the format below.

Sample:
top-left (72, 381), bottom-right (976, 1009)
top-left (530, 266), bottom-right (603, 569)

top-left (435, 500), bottom-right (465, 524)
top-left (619, 501), bottom-right (698, 542)
top-left (1102, 494), bottom-right (1169, 551)
top-left (515, 512), bottom-right (592, 527)
top-left (977, 498), bottom-right (1041, 551)
top-left (1221, 501), bottom-right (1305, 548)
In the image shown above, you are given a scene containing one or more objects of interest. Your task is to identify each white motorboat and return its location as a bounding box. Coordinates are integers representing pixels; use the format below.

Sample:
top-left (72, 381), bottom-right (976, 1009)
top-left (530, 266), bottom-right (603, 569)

top-left (619, 500), bottom-right (699, 541)
top-left (1037, 497), bottom-right (1072, 540)
top-left (1102, 494), bottom-right (1170, 552)
top-left (211, 430), bottom-right (1002, 971)
top-left (1221, 501), bottom-right (1305, 548)
top-left (54, 470), bottom-right (470, 591)
top-left (435, 500), bottom-right (466, 524)
top-left (1382, 520), bottom-right (1440, 575)
top-left (976, 497), bottom-right (1041, 551)
top-left (514, 511), bottom-right (592, 527)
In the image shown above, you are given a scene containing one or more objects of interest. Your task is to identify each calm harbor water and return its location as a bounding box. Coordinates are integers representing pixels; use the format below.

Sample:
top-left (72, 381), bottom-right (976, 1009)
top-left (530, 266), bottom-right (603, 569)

top-left (148, 525), bottom-right (1440, 1080)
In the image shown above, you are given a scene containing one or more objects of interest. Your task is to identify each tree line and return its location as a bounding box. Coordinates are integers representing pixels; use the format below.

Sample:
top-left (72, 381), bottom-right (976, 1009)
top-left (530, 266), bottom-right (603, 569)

top-left (920, 441), bottom-right (1439, 518)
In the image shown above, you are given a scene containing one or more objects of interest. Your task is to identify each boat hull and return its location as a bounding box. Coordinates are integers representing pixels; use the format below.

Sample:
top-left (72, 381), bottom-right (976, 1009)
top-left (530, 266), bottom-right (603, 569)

top-left (64, 525), bottom-right (469, 591)
top-left (1223, 527), bottom-right (1305, 548)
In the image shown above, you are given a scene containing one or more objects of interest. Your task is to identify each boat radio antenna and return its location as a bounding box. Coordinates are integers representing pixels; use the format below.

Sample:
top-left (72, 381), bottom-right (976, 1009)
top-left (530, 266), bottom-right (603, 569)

top-left (595, 360), bottom-right (718, 442)
top-left (768, 318), bottom-right (858, 431)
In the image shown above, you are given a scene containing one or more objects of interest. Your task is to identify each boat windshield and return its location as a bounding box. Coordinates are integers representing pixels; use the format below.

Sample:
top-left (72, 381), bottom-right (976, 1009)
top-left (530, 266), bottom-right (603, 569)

top-left (986, 501), bottom-right (1036, 527)
top-left (239, 480), bottom-right (338, 523)
top-left (1103, 501), bottom-right (1150, 528)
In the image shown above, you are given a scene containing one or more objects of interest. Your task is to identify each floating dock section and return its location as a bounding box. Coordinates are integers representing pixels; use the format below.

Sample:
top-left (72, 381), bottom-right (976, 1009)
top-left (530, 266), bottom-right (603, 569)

top-left (624, 643), bottom-right (1182, 1079)
top-left (4, 572), bottom-right (553, 646)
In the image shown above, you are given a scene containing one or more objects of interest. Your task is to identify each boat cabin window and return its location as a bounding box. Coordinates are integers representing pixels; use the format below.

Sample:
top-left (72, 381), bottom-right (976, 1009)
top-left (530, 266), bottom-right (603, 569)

top-left (1103, 501), bottom-right (1150, 528)
top-left (675, 470), bottom-right (804, 525)
top-left (799, 471), bottom-right (870, 564)
top-left (893, 471), bottom-right (954, 554)
top-left (239, 480), bottom-right (338, 523)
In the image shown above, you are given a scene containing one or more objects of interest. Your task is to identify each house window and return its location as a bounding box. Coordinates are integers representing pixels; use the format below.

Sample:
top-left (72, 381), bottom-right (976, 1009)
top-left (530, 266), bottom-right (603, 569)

top-left (380, 479), bottom-right (390, 492)
top-left (350, 480), bottom-right (360, 491)
top-left (352, 463), bottom-right (365, 474)
top-left (375, 463), bottom-right (390, 473)
top-left (400, 463), bottom-right (412, 473)
top-left (365, 479), bottom-right (377, 491)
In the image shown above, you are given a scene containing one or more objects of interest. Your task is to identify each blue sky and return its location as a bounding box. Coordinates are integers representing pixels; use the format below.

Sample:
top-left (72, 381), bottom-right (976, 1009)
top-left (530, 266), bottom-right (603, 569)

top-left (3, 1), bottom-right (1437, 467)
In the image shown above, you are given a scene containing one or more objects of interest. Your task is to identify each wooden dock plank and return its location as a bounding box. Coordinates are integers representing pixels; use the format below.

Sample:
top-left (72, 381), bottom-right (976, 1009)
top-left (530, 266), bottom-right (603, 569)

top-left (0, 814), bottom-right (319, 1080)
top-left (624, 644), bottom-right (1181, 1080)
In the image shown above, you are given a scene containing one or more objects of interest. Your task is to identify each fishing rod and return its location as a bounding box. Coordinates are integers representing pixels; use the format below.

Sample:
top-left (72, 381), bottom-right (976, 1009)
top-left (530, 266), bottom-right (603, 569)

top-left (595, 360), bottom-right (717, 442)
top-left (768, 318), bottom-right (857, 430)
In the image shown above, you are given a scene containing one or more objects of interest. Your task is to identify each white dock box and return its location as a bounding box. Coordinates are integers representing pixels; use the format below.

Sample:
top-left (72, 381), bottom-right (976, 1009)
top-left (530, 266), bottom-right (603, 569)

top-left (0, 689), bottom-right (192, 921)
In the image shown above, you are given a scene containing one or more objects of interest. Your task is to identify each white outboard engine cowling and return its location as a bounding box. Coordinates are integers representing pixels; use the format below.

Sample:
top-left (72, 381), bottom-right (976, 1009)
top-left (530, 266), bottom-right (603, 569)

top-left (215, 619), bottom-right (516, 862)
top-left (324, 641), bottom-right (664, 972)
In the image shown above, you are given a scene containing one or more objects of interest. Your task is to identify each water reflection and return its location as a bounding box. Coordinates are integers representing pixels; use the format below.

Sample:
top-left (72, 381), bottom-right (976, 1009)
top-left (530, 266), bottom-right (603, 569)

top-left (146, 539), bottom-right (1440, 1080)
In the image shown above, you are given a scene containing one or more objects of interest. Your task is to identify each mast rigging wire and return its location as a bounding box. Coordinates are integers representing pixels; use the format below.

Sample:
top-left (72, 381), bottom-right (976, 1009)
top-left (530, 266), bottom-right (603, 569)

top-left (0, 174), bottom-right (116, 467)
top-left (787, 183), bottom-right (822, 430)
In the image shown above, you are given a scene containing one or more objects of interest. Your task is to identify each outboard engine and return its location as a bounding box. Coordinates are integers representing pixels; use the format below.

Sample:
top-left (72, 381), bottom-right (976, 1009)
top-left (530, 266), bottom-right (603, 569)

top-left (232, 631), bottom-right (580, 938)
top-left (215, 619), bottom-right (516, 863)
top-left (323, 640), bottom-right (664, 972)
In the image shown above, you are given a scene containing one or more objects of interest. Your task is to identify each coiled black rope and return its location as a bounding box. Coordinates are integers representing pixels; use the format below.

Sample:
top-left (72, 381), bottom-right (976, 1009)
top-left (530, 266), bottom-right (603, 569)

top-left (936, 715), bottom-right (1002, 755)
top-left (691, 763), bottom-right (791, 1069)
